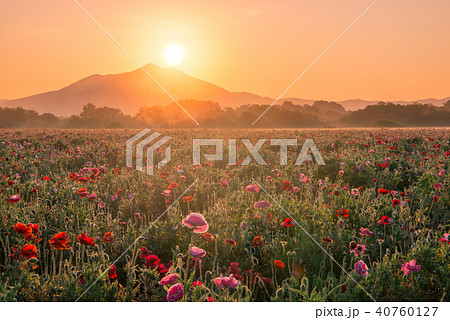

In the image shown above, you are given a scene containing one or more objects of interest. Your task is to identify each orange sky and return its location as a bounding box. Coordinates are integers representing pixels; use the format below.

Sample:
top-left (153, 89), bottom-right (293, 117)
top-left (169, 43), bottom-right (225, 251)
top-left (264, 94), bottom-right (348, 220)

top-left (1, 0), bottom-right (449, 101)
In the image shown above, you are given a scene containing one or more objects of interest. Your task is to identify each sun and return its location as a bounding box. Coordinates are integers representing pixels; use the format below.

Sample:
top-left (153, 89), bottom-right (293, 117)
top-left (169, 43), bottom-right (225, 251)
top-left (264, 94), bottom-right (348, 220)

top-left (164, 44), bottom-right (184, 65)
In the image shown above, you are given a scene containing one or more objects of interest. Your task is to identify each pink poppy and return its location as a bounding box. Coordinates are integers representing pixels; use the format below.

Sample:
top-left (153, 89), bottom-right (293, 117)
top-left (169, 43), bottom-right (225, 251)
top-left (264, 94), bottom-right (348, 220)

top-left (360, 227), bottom-right (373, 237)
top-left (162, 190), bottom-right (171, 197)
top-left (214, 274), bottom-right (240, 289)
top-left (182, 213), bottom-right (209, 233)
top-left (190, 246), bottom-right (206, 258)
top-left (253, 201), bottom-right (271, 209)
top-left (354, 260), bottom-right (368, 277)
top-left (440, 233), bottom-right (449, 244)
top-left (245, 184), bottom-right (260, 193)
top-left (221, 180), bottom-right (229, 188)
top-left (434, 183), bottom-right (443, 190)
top-left (351, 244), bottom-right (365, 257)
top-left (401, 260), bottom-right (421, 275)
top-left (158, 273), bottom-right (179, 285)
top-left (166, 283), bottom-right (184, 302)
top-left (88, 193), bottom-right (97, 200)
top-left (9, 194), bottom-right (21, 203)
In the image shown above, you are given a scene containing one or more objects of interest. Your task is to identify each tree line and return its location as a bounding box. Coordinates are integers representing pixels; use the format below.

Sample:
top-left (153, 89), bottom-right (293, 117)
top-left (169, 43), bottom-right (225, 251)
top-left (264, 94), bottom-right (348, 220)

top-left (1, 100), bottom-right (449, 128)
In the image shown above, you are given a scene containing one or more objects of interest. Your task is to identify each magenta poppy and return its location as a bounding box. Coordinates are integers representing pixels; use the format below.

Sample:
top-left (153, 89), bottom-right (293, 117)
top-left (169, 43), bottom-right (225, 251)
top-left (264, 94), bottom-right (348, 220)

top-left (182, 213), bottom-right (209, 233)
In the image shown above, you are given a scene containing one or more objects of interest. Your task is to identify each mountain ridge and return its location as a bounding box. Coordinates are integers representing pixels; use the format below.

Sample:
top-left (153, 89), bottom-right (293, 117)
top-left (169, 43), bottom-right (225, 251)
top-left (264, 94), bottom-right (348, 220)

top-left (1, 63), bottom-right (448, 116)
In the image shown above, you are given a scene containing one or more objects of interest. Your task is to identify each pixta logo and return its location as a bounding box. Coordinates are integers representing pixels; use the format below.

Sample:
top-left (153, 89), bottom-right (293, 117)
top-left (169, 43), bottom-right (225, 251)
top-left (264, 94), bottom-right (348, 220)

top-left (126, 129), bottom-right (171, 175)
top-left (193, 139), bottom-right (325, 166)
top-left (127, 130), bottom-right (325, 175)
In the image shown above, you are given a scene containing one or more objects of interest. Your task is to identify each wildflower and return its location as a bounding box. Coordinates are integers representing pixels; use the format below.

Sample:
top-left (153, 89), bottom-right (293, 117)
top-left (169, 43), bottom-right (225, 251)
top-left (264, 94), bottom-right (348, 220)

top-left (182, 213), bottom-right (209, 233)
top-left (139, 246), bottom-right (152, 259)
top-left (281, 180), bottom-right (292, 191)
top-left (252, 236), bottom-right (263, 247)
top-left (336, 209), bottom-right (349, 218)
top-left (77, 188), bottom-right (88, 198)
top-left (321, 237), bottom-right (333, 244)
top-left (98, 201), bottom-right (106, 208)
top-left (108, 265), bottom-right (117, 279)
top-left (190, 246), bottom-right (206, 258)
top-left (299, 174), bottom-right (309, 182)
top-left (202, 233), bottom-right (214, 242)
top-left (158, 273), bottom-right (179, 285)
top-left (220, 180), bottom-right (229, 188)
top-left (392, 199), bottom-right (401, 206)
top-left (351, 188), bottom-right (359, 196)
top-left (49, 232), bottom-right (71, 250)
top-left (254, 201), bottom-right (271, 209)
top-left (338, 220), bottom-right (344, 228)
top-left (166, 283), bottom-right (184, 302)
top-left (440, 233), bottom-right (449, 244)
top-left (245, 184), bottom-right (260, 193)
top-left (377, 188), bottom-right (390, 195)
top-left (214, 274), bottom-right (240, 289)
top-left (260, 277), bottom-right (272, 287)
top-left (228, 262), bottom-right (242, 276)
top-left (377, 216), bottom-right (393, 226)
top-left (401, 260), bottom-right (421, 275)
top-left (77, 233), bottom-right (95, 246)
top-left (168, 182), bottom-right (178, 190)
top-left (13, 222), bottom-right (32, 236)
top-left (9, 194), bottom-right (21, 203)
top-left (103, 232), bottom-right (113, 243)
top-left (360, 227), bottom-right (373, 237)
top-left (339, 170), bottom-right (344, 175)
top-left (438, 170), bottom-right (445, 176)
top-left (280, 217), bottom-right (295, 228)
top-left (43, 176), bottom-right (51, 181)
top-left (144, 255), bottom-right (161, 269)
top-left (354, 260), bottom-right (368, 277)
top-left (351, 244), bottom-right (365, 257)
top-left (182, 196), bottom-right (193, 202)
top-left (225, 239), bottom-right (236, 246)
top-left (192, 281), bottom-right (203, 287)
top-left (162, 190), bottom-right (171, 197)
top-left (434, 183), bottom-right (443, 190)
top-left (19, 244), bottom-right (38, 260)
top-left (203, 297), bottom-right (216, 302)
top-left (88, 193), bottom-right (97, 200)
top-left (274, 260), bottom-right (285, 269)
top-left (241, 222), bottom-right (247, 230)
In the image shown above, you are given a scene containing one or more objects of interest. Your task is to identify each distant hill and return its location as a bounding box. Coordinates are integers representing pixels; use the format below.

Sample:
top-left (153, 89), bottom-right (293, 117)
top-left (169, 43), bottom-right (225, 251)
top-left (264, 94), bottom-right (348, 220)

top-left (1, 63), bottom-right (448, 115)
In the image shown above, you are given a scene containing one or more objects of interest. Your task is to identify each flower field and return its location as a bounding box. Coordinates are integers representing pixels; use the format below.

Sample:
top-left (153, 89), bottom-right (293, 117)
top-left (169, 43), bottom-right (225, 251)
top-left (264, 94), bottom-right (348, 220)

top-left (0, 128), bottom-right (449, 302)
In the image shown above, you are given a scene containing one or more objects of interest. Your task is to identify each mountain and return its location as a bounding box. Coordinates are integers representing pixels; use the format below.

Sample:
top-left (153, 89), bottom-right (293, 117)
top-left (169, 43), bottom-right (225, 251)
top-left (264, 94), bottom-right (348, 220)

top-left (0, 64), bottom-right (275, 116)
top-left (1, 63), bottom-right (448, 115)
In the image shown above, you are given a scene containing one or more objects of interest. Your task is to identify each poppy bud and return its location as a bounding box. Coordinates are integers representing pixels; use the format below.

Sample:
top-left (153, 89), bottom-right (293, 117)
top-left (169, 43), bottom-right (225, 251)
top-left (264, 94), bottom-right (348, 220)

top-left (349, 241), bottom-right (357, 250)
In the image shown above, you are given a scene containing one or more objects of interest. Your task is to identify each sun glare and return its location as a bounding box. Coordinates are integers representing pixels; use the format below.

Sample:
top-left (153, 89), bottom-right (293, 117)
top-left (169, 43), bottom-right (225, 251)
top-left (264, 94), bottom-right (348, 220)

top-left (164, 44), bottom-right (184, 65)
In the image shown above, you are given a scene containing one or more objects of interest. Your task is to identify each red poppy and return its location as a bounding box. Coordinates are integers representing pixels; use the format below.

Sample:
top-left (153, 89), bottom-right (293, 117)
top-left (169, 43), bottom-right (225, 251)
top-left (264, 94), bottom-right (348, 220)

top-left (274, 260), bottom-right (285, 269)
top-left (183, 196), bottom-right (193, 202)
top-left (392, 199), bottom-right (401, 206)
top-left (8, 195), bottom-right (21, 203)
top-left (168, 182), bottom-right (178, 190)
top-left (49, 231), bottom-right (71, 250)
top-left (378, 216), bottom-right (393, 226)
top-left (77, 233), bottom-right (95, 246)
top-left (202, 233), bottom-right (214, 242)
top-left (192, 281), bottom-right (203, 287)
top-left (77, 177), bottom-right (89, 183)
top-left (112, 168), bottom-right (122, 175)
top-left (68, 173), bottom-right (79, 180)
top-left (336, 209), bottom-right (349, 218)
top-left (252, 236), bottom-right (263, 247)
top-left (103, 232), bottom-right (113, 243)
top-left (108, 265), bottom-right (117, 279)
top-left (281, 180), bottom-right (293, 191)
top-left (321, 237), bottom-right (333, 244)
top-left (139, 246), bottom-right (152, 259)
top-left (225, 239), bottom-right (236, 246)
top-left (432, 196), bottom-right (439, 203)
top-left (19, 244), bottom-right (38, 260)
top-left (13, 222), bottom-right (32, 235)
top-left (280, 218), bottom-right (295, 228)
top-left (377, 188), bottom-right (390, 195)
top-left (77, 187), bottom-right (88, 198)
top-left (43, 176), bottom-right (51, 181)
top-left (144, 255), bottom-right (161, 269)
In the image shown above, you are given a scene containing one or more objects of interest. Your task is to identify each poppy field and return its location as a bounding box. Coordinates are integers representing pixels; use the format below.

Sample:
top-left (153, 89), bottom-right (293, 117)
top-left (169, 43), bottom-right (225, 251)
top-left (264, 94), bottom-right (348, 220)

top-left (0, 128), bottom-right (449, 302)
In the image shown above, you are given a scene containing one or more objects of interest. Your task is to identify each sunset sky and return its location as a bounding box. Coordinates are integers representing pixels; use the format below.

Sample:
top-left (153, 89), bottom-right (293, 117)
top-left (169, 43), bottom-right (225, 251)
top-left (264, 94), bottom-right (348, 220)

top-left (1, 0), bottom-right (449, 102)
